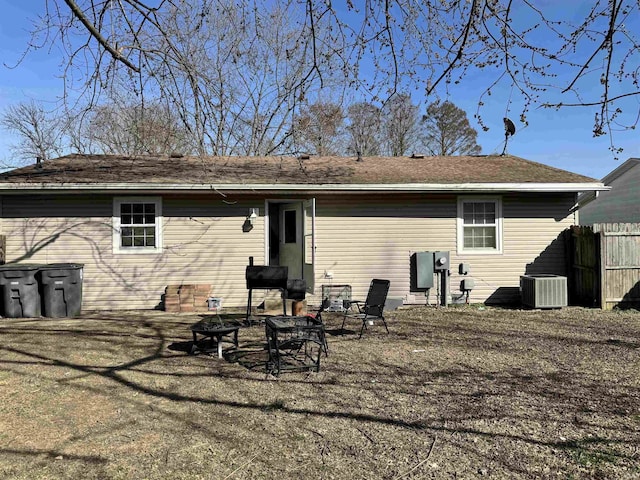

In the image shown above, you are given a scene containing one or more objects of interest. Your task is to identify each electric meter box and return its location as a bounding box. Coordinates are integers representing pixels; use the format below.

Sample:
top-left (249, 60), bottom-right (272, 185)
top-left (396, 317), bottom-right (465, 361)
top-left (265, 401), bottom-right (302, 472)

top-left (433, 251), bottom-right (450, 271)
top-left (413, 252), bottom-right (434, 289)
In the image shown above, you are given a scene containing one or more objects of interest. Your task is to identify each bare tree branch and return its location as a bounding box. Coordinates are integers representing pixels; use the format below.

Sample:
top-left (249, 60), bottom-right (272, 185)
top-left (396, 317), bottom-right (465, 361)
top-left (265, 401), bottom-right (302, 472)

top-left (8, 0), bottom-right (638, 157)
top-left (63, 0), bottom-right (140, 71)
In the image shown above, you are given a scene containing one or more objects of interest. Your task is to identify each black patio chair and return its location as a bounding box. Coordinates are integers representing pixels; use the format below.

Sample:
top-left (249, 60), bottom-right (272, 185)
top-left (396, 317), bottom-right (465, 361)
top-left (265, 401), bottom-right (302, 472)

top-left (306, 297), bottom-right (331, 355)
top-left (341, 279), bottom-right (390, 338)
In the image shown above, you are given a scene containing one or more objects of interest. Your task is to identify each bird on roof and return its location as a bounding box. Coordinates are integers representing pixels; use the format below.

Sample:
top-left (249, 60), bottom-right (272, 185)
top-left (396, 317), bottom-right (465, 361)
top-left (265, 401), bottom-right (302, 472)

top-left (503, 117), bottom-right (516, 137)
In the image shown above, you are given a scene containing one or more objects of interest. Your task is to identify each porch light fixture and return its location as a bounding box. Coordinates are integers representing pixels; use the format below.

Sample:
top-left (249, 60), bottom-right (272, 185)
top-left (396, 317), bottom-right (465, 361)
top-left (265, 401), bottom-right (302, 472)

top-left (248, 208), bottom-right (259, 224)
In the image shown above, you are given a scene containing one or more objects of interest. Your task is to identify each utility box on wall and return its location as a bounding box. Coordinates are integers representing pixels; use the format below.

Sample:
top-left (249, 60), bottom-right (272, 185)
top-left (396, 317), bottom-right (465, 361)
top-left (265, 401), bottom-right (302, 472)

top-left (411, 252), bottom-right (434, 290)
top-left (433, 251), bottom-right (450, 271)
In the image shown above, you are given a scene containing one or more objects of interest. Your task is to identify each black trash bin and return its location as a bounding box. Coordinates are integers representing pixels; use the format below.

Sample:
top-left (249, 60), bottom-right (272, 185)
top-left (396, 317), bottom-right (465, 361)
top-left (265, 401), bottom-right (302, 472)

top-left (38, 263), bottom-right (84, 318)
top-left (0, 264), bottom-right (42, 318)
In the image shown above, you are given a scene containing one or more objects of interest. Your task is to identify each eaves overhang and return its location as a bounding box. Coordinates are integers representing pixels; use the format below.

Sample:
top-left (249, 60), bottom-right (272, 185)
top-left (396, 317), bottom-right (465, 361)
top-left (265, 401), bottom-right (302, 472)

top-left (0, 182), bottom-right (609, 194)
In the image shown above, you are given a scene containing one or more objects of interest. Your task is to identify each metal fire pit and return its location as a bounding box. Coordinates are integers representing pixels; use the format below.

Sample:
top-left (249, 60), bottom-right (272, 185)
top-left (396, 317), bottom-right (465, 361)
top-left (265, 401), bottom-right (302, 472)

top-left (190, 320), bottom-right (241, 359)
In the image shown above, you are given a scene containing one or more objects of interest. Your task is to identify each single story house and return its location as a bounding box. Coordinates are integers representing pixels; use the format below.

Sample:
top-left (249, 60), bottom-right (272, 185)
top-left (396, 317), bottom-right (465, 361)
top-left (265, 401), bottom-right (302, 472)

top-left (577, 157), bottom-right (640, 225)
top-left (0, 154), bottom-right (606, 311)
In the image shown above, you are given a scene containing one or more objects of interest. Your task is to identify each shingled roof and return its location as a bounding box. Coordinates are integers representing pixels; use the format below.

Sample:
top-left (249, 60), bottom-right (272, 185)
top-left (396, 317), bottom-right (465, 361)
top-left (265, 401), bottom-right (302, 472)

top-left (0, 153), bottom-right (603, 192)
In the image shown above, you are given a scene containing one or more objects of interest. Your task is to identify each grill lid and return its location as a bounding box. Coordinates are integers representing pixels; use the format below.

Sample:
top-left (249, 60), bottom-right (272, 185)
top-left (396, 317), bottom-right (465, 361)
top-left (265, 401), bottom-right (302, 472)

top-left (246, 265), bottom-right (289, 289)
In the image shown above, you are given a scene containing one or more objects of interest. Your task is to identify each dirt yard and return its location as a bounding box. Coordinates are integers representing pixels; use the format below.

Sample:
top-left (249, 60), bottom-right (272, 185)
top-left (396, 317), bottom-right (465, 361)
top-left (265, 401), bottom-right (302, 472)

top-left (0, 305), bottom-right (639, 479)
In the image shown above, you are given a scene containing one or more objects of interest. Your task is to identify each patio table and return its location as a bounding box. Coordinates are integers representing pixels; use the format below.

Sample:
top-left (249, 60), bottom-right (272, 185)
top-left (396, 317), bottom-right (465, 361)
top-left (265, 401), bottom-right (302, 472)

top-left (265, 316), bottom-right (324, 375)
top-left (190, 321), bottom-right (240, 358)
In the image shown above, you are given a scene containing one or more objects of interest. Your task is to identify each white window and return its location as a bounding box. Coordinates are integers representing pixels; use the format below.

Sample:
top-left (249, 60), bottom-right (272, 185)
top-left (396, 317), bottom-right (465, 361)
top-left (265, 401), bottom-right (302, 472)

top-left (113, 197), bottom-right (163, 254)
top-left (457, 197), bottom-right (502, 254)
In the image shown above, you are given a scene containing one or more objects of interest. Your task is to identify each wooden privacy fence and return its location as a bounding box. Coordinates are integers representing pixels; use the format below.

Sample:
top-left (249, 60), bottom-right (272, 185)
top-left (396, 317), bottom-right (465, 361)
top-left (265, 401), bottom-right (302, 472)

top-left (567, 223), bottom-right (640, 309)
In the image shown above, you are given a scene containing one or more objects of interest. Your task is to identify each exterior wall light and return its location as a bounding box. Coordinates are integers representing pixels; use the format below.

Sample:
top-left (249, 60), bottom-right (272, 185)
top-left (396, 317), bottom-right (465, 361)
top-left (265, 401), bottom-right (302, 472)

top-left (248, 208), bottom-right (259, 224)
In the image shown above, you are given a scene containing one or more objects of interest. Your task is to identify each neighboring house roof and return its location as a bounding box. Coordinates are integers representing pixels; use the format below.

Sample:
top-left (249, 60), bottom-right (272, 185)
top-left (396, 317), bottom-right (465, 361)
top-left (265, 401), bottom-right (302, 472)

top-left (577, 157), bottom-right (640, 224)
top-left (577, 157), bottom-right (640, 206)
top-left (0, 153), bottom-right (606, 193)
top-left (599, 157), bottom-right (640, 184)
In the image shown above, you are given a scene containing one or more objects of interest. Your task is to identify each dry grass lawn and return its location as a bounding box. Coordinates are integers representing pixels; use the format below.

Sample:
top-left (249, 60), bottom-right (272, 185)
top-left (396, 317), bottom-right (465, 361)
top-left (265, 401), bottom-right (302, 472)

top-left (0, 306), bottom-right (639, 479)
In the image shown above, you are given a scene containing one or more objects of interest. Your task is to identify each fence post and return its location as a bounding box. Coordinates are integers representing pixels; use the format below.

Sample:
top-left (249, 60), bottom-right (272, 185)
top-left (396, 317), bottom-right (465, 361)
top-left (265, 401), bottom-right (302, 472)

top-left (598, 230), bottom-right (605, 310)
top-left (564, 228), bottom-right (574, 305)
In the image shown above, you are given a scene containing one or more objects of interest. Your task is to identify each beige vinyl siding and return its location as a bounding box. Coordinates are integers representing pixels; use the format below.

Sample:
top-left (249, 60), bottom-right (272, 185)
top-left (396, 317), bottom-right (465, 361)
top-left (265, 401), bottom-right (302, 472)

top-left (1, 191), bottom-right (576, 310)
top-left (160, 195), bottom-right (265, 307)
top-left (453, 193), bottom-right (576, 303)
top-left (2, 194), bottom-right (265, 310)
top-left (309, 193), bottom-right (576, 305)
top-left (3, 195), bottom-right (114, 308)
top-left (311, 194), bottom-right (457, 303)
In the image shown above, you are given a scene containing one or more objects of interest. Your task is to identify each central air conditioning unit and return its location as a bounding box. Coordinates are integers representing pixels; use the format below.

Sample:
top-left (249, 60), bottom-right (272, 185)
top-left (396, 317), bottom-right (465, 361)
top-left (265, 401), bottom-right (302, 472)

top-left (520, 274), bottom-right (568, 309)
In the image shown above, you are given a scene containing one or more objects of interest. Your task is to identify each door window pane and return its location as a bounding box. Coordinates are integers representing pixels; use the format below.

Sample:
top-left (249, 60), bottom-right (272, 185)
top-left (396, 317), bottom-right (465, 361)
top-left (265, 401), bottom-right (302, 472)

top-left (284, 210), bottom-right (297, 244)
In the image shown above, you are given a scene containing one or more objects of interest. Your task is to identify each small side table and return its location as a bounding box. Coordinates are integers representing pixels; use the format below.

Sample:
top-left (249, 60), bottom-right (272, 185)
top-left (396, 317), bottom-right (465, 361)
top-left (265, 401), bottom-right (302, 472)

top-left (190, 321), bottom-right (240, 358)
top-left (265, 316), bottom-right (325, 375)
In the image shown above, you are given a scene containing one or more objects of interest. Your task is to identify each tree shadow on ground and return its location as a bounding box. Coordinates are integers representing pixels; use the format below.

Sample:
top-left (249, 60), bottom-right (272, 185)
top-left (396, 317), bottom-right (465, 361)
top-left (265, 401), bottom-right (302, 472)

top-left (2, 308), bottom-right (639, 478)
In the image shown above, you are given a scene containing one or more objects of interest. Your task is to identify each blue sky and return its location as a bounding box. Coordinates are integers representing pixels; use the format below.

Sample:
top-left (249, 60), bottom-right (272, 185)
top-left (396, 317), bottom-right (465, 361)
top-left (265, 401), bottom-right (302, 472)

top-left (1, 1), bottom-right (639, 180)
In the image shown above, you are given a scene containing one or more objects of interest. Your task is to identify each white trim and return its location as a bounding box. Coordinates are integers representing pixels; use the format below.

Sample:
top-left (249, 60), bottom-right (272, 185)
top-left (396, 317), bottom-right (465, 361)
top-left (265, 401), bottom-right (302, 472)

top-left (303, 198), bottom-right (316, 293)
top-left (263, 199), bottom-right (270, 264)
top-left (113, 196), bottom-right (163, 254)
top-left (0, 182), bottom-right (609, 194)
top-left (457, 196), bottom-right (503, 255)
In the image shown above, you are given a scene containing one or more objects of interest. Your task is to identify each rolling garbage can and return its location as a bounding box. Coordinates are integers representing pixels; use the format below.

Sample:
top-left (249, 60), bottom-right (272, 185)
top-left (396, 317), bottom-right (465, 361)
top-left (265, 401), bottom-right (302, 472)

top-left (38, 263), bottom-right (84, 318)
top-left (0, 264), bottom-right (42, 318)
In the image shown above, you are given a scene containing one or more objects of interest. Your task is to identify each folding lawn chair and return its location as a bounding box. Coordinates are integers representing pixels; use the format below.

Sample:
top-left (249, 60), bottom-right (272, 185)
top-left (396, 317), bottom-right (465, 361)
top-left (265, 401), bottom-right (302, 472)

top-left (341, 279), bottom-right (390, 338)
top-left (306, 297), bottom-right (331, 355)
